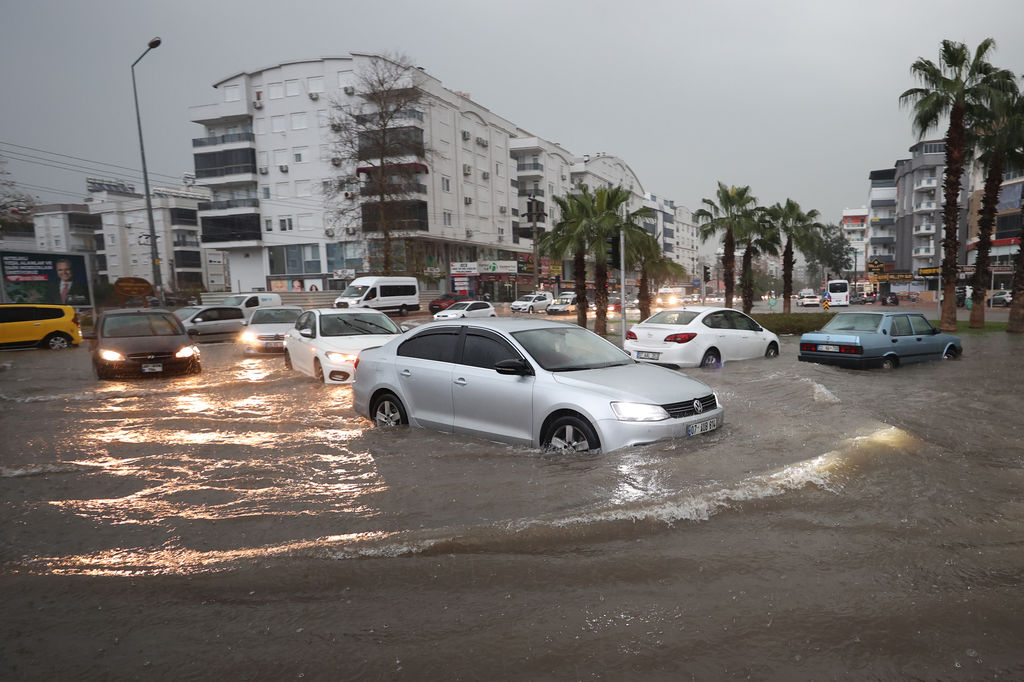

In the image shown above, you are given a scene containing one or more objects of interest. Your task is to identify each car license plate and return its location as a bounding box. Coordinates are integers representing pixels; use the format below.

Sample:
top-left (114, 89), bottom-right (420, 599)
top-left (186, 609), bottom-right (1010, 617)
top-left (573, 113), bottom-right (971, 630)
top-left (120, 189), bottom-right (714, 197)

top-left (818, 344), bottom-right (840, 352)
top-left (636, 351), bottom-right (660, 360)
top-left (141, 363), bottom-right (163, 373)
top-left (266, 341), bottom-right (283, 350)
top-left (687, 418), bottom-right (717, 436)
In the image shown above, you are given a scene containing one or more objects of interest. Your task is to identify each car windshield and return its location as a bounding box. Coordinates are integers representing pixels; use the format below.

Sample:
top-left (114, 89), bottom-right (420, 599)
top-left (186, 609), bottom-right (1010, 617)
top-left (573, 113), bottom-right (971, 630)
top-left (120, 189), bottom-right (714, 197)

top-left (644, 310), bottom-right (700, 325)
top-left (173, 306), bottom-right (202, 320)
top-left (445, 302), bottom-right (471, 311)
top-left (250, 308), bottom-right (301, 324)
top-left (515, 295), bottom-right (533, 302)
top-left (339, 284), bottom-right (369, 298)
top-left (512, 326), bottom-right (632, 371)
top-left (102, 313), bottom-right (183, 338)
top-left (821, 313), bottom-right (882, 333)
top-left (319, 312), bottom-right (400, 336)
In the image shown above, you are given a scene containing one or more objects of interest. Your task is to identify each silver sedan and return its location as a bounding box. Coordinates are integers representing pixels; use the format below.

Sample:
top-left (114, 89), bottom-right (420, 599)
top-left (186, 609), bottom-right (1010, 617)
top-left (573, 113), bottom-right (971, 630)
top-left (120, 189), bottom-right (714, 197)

top-left (352, 318), bottom-right (724, 453)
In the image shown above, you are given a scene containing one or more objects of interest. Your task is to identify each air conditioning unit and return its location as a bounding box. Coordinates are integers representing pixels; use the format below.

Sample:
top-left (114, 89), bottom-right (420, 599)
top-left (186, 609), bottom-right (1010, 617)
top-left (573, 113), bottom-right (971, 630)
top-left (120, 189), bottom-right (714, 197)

top-left (258, 167), bottom-right (269, 175)
top-left (343, 192), bottom-right (353, 199)
top-left (462, 164), bottom-right (472, 175)
top-left (330, 122), bottom-right (343, 132)
top-left (464, 197), bottom-right (473, 205)
top-left (343, 86), bottom-right (355, 95)
top-left (253, 100), bottom-right (263, 109)
top-left (279, 164), bottom-right (289, 173)
top-left (465, 229), bottom-right (473, 238)
top-left (308, 92), bottom-right (319, 101)
top-left (324, 228), bottom-right (335, 237)
top-left (499, 206), bottom-right (507, 214)
top-left (331, 157), bottom-right (343, 166)
top-left (461, 131), bottom-right (471, 141)
top-left (561, 174), bottom-right (567, 180)
top-left (476, 137), bottom-right (488, 147)
top-left (482, 171), bottom-right (490, 180)
top-left (345, 227), bottom-right (356, 235)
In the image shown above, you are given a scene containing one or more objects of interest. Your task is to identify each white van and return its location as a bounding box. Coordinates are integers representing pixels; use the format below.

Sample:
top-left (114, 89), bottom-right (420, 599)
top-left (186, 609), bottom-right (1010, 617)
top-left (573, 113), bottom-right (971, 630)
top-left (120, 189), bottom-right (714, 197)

top-left (333, 276), bottom-right (420, 316)
top-left (826, 279), bottom-right (850, 306)
top-left (219, 293), bottom-right (283, 319)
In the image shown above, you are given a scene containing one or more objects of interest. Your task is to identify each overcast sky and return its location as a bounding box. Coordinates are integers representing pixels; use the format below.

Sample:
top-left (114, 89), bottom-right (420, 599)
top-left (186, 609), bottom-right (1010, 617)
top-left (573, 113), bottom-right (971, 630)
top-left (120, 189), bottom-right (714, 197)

top-left (2, 0), bottom-right (1022, 224)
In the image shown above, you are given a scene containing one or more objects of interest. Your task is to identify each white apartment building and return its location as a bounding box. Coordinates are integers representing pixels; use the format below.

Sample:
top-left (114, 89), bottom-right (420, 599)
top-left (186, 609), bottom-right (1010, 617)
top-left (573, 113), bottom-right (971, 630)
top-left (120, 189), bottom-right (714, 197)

top-left (894, 140), bottom-right (945, 272)
top-left (866, 168), bottom-right (897, 267)
top-left (841, 206), bottom-right (869, 279)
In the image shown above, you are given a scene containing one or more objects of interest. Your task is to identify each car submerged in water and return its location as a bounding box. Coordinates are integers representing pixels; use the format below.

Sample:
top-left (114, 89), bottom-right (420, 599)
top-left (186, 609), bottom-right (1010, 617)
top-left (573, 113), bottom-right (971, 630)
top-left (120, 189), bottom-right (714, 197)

top-left (353, 318), bottom-right (723, 453)
top-left (798, 311), bottom-right (961, 370)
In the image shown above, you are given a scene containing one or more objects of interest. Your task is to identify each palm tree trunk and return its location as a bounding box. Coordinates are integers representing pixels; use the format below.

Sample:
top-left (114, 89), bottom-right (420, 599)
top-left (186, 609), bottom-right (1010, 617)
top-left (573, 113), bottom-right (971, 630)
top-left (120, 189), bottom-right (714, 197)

top-left (1007, 203), bottom-right (1024, 333)
top-left (722, 229), bottom-right (735, 309)
top-left (782, 237), bottom-right (794, 314)
top-left (740, 248), bottom-right (754, 314)
top-left (638, 268), bottom-right (651, 321)
top-left (939, 107), bottom-right (966, 332)
top-left (594, 261), bottom-right (608, 336)
top-left (574, 251), bottom-right (588, 328)
top-left (969, 153), bottom-right (1003, 328)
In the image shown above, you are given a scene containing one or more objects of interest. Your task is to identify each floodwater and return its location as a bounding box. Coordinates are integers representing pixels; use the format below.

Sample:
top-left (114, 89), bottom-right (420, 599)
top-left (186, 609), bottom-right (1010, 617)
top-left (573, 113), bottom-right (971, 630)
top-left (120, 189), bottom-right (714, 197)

top-left (2, 330), bottom-right (1024, 680)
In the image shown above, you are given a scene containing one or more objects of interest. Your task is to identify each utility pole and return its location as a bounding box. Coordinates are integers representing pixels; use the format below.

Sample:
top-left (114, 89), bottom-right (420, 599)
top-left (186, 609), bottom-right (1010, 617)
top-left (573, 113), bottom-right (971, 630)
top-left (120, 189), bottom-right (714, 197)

top-left (529, 194), bottom-right (545, 291)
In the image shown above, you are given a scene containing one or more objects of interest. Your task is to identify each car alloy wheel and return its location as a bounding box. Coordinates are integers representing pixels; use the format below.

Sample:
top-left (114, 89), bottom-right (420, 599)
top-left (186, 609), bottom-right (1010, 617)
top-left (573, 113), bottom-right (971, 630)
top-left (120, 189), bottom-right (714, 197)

top-left (372, 392), bottom-right (408, 427)
top-left (700, 349), bottom-right (721, 369)
top-left (881, 356), bottom-right (898, 370)
top-left (314, 358), bottom-right (325, 382)
top-left (45, 333), bottom-right (71, 350)
top-left (765, 342), bottom-right (779, 359)
top-left (543, 415), bottom-right (599, 454)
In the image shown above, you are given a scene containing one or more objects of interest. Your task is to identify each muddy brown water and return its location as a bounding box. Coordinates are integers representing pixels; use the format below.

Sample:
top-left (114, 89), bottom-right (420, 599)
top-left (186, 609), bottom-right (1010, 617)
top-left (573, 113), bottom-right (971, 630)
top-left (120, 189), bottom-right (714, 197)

top-left (2, 331), bottom-right (1023, 680)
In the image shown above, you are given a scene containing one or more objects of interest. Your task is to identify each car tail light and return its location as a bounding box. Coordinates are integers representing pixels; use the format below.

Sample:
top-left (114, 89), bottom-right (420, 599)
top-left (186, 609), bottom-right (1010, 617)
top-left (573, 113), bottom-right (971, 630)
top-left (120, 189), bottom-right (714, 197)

top-left (664, 332), bottom-right (697, 344)
top-left (71, 312), bottom-right (79, 327)
top-left (838, 345), bottom-right (863, 354)
top-left (625, 330), bottom-right (637, 340)
top-left (800, 343), bottom-right (816, 352)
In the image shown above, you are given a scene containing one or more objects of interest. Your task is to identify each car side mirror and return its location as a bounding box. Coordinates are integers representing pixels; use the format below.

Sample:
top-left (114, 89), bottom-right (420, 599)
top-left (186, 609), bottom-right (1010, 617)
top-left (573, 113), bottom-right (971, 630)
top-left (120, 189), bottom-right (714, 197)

top-left (400, 324), bottom-right (410, 332)
top-left (494, 358), bottom-right (534, 376)
top-left (299, 328), bottom-right (314, 338)
top-left (931, 328), bottom-right (940, 335)
top-left (193, 317), bottom-right (204, 323)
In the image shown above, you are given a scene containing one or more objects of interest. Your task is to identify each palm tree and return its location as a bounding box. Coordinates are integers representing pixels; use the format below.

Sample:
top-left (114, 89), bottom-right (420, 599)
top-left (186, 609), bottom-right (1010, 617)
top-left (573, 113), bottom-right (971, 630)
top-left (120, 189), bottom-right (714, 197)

top-left (968, 86), bottom-right (1023, 328)
top-left (734, 210), bottom-right (781, 315)
top-left (694, 183), bottom-right (759, 310)
top-left (765, 199), bottom-right (822, 313)
top-left (541, 188), bottom-right (597, 328)
top-left (899, 38), bottom-right (1017, 331)
top-left (591, 186), bottom-right (653, 337)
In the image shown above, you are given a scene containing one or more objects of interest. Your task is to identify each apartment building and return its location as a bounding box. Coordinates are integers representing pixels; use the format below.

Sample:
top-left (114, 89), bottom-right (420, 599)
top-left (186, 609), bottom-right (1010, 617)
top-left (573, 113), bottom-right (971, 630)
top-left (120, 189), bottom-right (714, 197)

top-left (841, 207), bottom-right (869, 280)
top-left (894, 140), bottom-right (946, 273)
top-left (866, 168), bottom-right (897, 269)
top-left (965, 164), bottom-right (1023, 290)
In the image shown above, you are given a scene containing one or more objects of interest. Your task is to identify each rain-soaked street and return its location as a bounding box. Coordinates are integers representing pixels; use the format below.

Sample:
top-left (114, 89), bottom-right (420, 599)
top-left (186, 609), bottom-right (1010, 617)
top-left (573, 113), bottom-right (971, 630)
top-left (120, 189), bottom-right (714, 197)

top-left (2, 327), bottom-right (1024, 680)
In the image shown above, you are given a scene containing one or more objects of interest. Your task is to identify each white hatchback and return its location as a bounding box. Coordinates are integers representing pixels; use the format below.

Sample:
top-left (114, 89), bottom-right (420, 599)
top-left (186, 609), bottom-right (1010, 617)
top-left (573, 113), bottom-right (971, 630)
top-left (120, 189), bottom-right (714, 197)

top-left (284, 308), bottom-right (404, 383)
top-left (433, 300), bottom-right (498, 320)
top-left (625, 306), bottom-right (780, 369)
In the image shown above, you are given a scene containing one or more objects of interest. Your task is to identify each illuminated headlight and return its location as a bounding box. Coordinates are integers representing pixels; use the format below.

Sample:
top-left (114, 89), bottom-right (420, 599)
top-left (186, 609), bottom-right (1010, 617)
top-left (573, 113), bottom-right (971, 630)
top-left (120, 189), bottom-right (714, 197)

top-left (240, 331), bottom-right (257, 343)
top-left (610, 401), bottom-right (669, 422)
top-left (175, 345), bottom-right (198, 359)
top-left (325, 351), bottom-right (357, 364)
top-left (98, 349), bottom-right (124, 362)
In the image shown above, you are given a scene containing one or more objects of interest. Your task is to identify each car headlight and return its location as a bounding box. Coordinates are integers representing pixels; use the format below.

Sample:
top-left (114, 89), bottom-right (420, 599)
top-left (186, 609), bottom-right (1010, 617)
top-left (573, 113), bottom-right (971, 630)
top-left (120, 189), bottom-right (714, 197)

top-left (325, 351), bottom-right (358, 364)
top-left (240, 331), bottom-right (257, 343)
top-left (175, 345), bottom-right (198, 359)
top-left (98, 349), bottom-right (124, 362)
top-left (610, 401), bottom-right (669, 422)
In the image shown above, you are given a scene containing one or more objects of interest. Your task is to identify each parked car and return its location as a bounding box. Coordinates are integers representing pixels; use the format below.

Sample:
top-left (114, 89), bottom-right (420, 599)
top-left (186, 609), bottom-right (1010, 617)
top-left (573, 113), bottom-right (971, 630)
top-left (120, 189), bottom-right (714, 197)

top-left (879, 293), bottom-right (899, 306)
top-left (624, 306), bottom-right (780, 369)
top-left (284, 308), bottom-right (404, 384)
top-left (988, 290), bottom-right (1013, 307)
top-left (509, 292), bottom-right (554, 313)
top-left (798, 311), bottom-right (961, 370)
top-left (546, 293), bottom-right (578, 315)
top-left (433, 300), bottom-right (497, 320)
top-left (0, 304), bottom-right (82, 350)
top-left (174, 305), bottom-right (247, 342)
top-left (239, 306), bottom-right (303, 354)
top-left (428, 292), bottom-right (472, 314)
top-left (850, 293), bottom-right (867, 305)
top-left (797, 293), bottom-right (821, 307)
top-left (89, 308), bottom-right (200, 379)
top-left (352, 318), bottom-right (724, 453)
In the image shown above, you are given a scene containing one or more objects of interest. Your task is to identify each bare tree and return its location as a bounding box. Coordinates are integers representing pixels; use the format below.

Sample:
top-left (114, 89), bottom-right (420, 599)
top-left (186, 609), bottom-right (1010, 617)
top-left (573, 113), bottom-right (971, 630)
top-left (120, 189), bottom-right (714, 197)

top-left (326, 54), bottom-right (431, 276)
top-left (1, 156), bottom-right (34, 229)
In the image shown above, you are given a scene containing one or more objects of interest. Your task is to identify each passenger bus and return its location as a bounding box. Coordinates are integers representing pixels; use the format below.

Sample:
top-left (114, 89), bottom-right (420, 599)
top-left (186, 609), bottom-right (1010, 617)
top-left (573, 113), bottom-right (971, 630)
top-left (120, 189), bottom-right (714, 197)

top-left (826, 279), bottom-right (850, 306)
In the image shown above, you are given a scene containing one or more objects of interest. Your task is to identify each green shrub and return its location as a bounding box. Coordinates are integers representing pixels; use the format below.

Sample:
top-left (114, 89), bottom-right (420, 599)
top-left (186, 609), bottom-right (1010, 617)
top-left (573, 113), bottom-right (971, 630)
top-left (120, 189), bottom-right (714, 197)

top-left (750, 312), bottom-right (836, 335)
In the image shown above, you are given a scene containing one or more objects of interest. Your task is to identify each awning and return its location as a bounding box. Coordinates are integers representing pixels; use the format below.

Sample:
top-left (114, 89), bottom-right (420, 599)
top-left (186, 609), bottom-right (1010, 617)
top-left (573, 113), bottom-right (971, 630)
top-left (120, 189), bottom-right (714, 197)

top-left (356, 162), bottom-right (429, 175)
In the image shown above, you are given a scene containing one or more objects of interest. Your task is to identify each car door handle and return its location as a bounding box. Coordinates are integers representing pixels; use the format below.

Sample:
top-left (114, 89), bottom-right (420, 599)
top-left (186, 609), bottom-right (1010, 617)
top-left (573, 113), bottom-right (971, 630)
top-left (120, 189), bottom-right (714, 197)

top-left (454, 377), bottom-right (467, 386)
top-left (400, 369), bottom-right (411, 377)
top-left (892, 339), bottom-right (898, 343)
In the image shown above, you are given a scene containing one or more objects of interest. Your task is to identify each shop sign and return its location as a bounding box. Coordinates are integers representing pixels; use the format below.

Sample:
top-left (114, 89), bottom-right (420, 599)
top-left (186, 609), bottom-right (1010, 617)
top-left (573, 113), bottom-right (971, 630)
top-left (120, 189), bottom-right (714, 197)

top-left (477, 260), bottom-right (517, 274)
top-left (450, 262), bottom-right (478, 275)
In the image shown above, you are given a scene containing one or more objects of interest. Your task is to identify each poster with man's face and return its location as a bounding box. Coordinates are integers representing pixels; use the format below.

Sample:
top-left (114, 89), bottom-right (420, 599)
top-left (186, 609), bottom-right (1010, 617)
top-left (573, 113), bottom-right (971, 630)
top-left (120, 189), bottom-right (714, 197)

top-left (1, 251), bottom-right (91, 306)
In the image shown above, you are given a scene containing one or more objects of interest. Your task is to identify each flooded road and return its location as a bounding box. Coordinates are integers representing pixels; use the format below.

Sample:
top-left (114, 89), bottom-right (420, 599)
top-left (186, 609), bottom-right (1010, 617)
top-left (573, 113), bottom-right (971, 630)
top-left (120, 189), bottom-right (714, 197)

top-left (2, 331), bottom-right (1024, 680)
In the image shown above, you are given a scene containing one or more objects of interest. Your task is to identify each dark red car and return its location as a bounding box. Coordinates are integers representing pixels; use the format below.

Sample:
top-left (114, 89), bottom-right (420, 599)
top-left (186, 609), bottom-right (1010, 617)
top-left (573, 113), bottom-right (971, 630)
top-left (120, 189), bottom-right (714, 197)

top-left (428, 293), bottom-right (471, 313)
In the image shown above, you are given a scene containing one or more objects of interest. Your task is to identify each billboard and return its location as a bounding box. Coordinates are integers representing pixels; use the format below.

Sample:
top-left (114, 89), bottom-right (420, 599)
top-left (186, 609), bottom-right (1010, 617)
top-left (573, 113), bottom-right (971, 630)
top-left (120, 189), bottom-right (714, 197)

top-left (1, 251), bottom-right (91, 306)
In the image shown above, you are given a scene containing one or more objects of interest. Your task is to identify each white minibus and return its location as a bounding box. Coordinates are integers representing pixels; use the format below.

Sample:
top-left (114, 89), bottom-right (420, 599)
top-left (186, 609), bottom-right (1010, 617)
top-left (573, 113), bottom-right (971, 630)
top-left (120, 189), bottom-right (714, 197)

top-left (826, 279), bottom-right (850, 306)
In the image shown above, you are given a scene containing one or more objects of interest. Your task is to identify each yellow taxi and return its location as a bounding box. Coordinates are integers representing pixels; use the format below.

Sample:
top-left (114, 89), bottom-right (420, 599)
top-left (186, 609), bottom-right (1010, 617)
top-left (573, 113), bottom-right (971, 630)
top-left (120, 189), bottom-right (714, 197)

top-left (0, 304), bottom-right (83, 350)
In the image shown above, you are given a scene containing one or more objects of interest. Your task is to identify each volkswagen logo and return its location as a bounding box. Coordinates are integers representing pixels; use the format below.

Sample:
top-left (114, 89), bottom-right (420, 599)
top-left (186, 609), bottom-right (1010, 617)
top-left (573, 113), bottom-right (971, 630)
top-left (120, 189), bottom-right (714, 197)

top-left (692, 399), bottom-right (704, 414)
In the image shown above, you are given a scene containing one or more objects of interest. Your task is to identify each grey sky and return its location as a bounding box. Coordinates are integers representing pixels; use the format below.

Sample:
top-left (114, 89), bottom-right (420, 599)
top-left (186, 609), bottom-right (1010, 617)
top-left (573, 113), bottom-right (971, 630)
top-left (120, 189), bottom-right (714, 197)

top-left (2, 0), bottom-right (1022, 224)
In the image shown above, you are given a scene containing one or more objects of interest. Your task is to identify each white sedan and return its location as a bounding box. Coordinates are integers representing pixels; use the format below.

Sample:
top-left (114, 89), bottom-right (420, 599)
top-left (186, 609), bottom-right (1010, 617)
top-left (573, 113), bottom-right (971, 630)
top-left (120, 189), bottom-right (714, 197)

top-left (284, 308), bottom-right (404, 383)
top-left (624, 306), bottom-right (780, 369)
top-left (433, 300), bottom-right (498, 320)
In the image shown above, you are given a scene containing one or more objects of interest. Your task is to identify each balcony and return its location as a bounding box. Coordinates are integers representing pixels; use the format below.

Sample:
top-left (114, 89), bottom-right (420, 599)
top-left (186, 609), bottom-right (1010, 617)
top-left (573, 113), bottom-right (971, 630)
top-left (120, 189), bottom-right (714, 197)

top-left (192, 132), bottom-right (256, 148)
top-left (914, 177), bottom-right (938, 191)
top-left (868, 254), bottom-right (895, 263)
top-left (516, 162), bottom-right (544, 176)
top-left (359, 182), bottom-right (428, 197)
top-left (518, 188), bottom-right (544, 197)
top-left (870, 236), bottom-right (895, 246)
top-left (870, 198), bottom-right (896, 208)
top-left (913, 246), bottom-right (935, 258)
top-left (913, 223), bottom-right (936, 236)
top-left (197, 198), bottom-right (260, 211)
top-left (870, 217), bottom-right (895, 227)
top-left (914, 201), bottom-right (938, 213)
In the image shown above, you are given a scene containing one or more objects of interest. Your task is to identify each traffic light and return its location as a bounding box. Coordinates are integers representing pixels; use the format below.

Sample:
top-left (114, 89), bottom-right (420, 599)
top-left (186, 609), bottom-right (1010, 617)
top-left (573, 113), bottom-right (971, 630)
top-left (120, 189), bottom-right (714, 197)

top-left (703, 265), bottom-right (711, 283)
top-left (605, 233), bottom-right (620, 269)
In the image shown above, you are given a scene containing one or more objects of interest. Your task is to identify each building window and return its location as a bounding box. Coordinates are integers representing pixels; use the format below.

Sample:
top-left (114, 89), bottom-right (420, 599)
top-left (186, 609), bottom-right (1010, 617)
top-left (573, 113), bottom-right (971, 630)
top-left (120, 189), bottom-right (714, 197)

top-left (273, 149), bottom-right (287, 166)
top-left (276, 182), bottom-right (290, 199)
top-left (495, 162), bottom-right (502, 177)
top-left (318, 109), bottom-right (329, 127)
top-left (441, 176), bottom-right (451, 192)
top-left (443, 211), bottom-right (452, 226)
top-left (223, 85), bottom-right (240, 102)
top-left (291, 112), bottom-right (307, 130)
top-left (258, 151), bottom-right (269, 167)
top-left (295, 181), bottom-right (311, 197)
top-left (308, 76), bottom-right (324, 94)
top-left (261, 186), bottom-right (270, 199)
top-left (298, 213), bottom-right (315, 230)
top-left (268, 83), bottom-right (283, 99)
top-left (265, 219), bottom-right (273, 232)
top-left (271, 116), bottom-right (286, 133)
top-left (280, 217), bottom-right (293, 231)
top-left (285, 79), bottom-right (300, 97)
top-left (254, 118), bottom-right (266, 135)
top-left (293, 146), bottom-right (308, 163)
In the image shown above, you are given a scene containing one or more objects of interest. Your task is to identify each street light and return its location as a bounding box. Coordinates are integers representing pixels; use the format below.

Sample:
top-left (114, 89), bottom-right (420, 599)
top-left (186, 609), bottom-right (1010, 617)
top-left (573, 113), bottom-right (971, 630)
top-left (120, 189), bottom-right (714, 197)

top-left (131, 36), bottom-right (163, 305)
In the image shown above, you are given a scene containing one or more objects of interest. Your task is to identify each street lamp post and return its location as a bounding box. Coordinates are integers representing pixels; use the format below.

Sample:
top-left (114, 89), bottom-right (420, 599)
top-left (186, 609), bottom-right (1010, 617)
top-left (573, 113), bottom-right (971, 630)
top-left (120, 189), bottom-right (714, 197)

top-left (131, 36), bottom-right (163, 305)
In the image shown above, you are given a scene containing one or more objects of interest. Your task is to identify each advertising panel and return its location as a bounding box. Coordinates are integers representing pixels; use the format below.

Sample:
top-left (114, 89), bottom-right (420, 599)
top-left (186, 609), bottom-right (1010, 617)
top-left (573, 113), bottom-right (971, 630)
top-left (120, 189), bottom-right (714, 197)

top-left (1, 251), bottom-right (91, 306)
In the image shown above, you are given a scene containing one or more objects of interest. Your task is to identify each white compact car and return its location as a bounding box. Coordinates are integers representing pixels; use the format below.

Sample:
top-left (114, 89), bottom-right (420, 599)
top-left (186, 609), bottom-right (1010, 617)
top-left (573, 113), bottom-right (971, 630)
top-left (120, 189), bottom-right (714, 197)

top-left (239, 306), bottom-right (303, 354)
top-left (353, 318), bottom-right (723, 453)
top-left (433, 300), bottom-right (497, 320)
top-left (509, 292), bottom-right (554, 313)
top-left (624, 306), bottom-right (780, 369)
top-left (284, 308), bottom-right (404, 383)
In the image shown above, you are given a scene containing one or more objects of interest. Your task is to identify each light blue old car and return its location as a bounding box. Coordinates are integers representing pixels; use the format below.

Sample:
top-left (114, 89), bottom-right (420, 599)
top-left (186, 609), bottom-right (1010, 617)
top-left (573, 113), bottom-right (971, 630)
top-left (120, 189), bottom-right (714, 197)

top-left (798, 311), bottom-right (961, 370)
